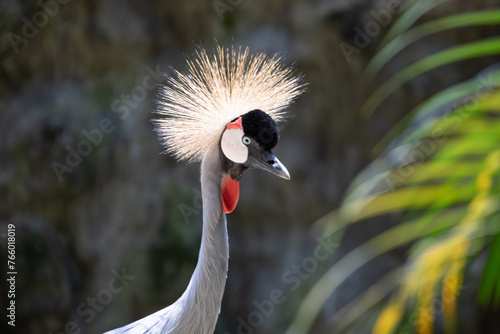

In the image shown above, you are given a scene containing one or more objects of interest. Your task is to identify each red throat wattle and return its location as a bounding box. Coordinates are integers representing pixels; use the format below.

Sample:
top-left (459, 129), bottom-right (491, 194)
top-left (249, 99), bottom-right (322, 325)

top-left (221, 175), bottom-right (240, 214)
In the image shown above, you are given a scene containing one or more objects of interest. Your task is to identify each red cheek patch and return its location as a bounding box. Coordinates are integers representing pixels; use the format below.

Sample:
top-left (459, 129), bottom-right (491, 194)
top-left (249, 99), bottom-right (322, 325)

top-left (221, 175), bottom-right (240, 214)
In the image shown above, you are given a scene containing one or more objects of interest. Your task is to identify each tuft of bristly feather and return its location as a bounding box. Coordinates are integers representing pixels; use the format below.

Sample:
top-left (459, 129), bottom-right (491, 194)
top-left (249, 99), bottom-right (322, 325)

top-left (154, 45), bottom-right (305, 163)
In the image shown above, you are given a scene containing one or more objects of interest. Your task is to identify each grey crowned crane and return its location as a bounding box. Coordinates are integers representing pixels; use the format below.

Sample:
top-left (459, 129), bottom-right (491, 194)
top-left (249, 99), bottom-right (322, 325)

top-left (105, 45), bottom-right (304, 334)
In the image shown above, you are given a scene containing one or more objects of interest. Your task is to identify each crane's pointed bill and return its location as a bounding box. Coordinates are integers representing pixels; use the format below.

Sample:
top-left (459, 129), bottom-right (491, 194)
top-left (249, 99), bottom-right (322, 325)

top-left (247, 152), bottom-right (290, 180)
top-left (221, 175), bottom-right (240, 214)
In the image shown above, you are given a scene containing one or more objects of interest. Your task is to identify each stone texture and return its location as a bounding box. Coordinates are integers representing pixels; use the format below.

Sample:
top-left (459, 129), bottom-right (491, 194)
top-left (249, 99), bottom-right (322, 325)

top-left (1, 0), bottom-right (499, 333)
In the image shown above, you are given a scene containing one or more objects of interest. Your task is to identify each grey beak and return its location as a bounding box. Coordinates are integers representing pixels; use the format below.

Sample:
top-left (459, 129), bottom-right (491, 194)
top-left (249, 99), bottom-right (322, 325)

top-left (248, 151), bottom-right (290, 180)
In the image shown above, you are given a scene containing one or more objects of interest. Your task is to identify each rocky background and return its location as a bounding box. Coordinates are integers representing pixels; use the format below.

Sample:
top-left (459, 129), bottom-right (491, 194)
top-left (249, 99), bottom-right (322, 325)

top-left (1, 0), bottom-right (499, 333)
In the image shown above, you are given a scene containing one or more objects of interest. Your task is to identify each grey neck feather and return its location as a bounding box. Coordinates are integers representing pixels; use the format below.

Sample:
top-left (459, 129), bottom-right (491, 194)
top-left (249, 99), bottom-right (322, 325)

top-left (106, 148), bottom-right (229, 334)
top-left (174, 148), bottom-right (229, 332)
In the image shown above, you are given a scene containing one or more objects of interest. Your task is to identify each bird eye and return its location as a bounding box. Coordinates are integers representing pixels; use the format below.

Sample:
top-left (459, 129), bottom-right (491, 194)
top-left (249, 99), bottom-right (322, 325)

top-left (242, 136), bottom-right (251, 145)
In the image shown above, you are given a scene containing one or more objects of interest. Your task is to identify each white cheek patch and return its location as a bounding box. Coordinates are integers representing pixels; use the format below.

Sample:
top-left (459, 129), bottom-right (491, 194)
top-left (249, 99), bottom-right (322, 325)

top-left (221, 128), bottom-right (248, 163)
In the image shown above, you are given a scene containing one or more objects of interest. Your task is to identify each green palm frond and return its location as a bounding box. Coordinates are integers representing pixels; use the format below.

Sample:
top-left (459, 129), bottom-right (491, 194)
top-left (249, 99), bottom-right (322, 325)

top-left (477, 232), bottom-right (500, 306)
top-left (368, 10), bottom-right (500, 78)
top-left (378, 0), bottom-right (450, 48)
top-left (288, 3), bottom-right (500, 334)
top-left (361, 37), bottom-right (500, 118)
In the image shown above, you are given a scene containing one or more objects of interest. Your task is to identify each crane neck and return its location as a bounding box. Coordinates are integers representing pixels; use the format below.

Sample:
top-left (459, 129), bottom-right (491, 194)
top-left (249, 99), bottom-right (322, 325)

top-left (175, 147), bottom-right (229, 333)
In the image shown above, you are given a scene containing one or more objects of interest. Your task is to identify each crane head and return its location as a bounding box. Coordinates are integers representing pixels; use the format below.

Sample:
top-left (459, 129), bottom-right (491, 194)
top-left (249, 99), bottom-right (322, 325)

top-left (154, 45), bottom-right (305, 213)
top-left (155, 45), bottom-right (304, 164)
top-left (219, 109), bottom-right (289, 213)
top-left (221, 109), bottom-right (289, 180)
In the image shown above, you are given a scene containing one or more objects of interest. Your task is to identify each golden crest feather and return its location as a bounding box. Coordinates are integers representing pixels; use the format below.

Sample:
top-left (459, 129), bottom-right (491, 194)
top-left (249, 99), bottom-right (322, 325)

top-left (155, 45), bottom-right (305, 162)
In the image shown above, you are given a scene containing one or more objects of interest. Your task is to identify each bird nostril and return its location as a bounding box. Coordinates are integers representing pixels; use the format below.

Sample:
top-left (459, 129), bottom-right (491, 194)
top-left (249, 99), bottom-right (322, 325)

top-left (267, 159), bottom-right (275, 165)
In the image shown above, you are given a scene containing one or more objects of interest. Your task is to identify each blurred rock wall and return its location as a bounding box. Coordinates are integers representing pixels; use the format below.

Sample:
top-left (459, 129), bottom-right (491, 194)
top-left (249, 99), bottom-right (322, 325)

top-left (1, 0), bottom-right (498, 333)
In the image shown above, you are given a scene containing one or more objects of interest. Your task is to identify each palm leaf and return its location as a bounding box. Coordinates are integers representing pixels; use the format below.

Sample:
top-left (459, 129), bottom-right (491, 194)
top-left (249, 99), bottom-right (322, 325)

top-left (288, 4), bottom-right (500, 333)
top-left (361, 37), bottom-right (500, 118)
top-left (287, 208), bottom-right (468, 334)
top-left (374, 68), bottom-right (500, 152)
top-left (328, 267), bottom-right (404, 333)
top-left (367, 10), bottom-right (500, 78)
top-left (378, 0), bottom-right (450, 48)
